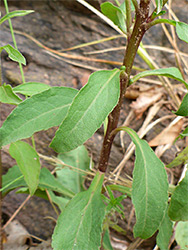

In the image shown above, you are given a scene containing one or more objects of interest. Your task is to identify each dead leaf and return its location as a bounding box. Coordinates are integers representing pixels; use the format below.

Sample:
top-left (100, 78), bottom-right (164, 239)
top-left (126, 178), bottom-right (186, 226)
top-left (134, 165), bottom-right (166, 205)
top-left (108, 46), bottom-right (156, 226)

top-left (130, 90), bottom-right (163, 119)
top-left (149, 117), bottom-right (184, 147)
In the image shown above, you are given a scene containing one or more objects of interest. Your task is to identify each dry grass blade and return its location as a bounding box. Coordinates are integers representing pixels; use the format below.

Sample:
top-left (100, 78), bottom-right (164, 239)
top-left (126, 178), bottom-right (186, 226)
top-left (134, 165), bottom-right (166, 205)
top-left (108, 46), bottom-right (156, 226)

top-left (61, 35), bottom-right (124, 51)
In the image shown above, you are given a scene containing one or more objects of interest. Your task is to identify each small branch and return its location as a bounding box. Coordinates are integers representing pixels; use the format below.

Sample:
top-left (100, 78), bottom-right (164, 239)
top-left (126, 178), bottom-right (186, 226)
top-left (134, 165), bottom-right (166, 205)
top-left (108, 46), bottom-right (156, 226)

top-left (146, 18), bottom-right (176, 29)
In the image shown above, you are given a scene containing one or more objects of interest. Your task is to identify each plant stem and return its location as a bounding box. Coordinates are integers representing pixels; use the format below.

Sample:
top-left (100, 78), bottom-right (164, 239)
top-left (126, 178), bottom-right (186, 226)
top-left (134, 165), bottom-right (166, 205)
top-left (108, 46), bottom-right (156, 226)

top-left (3, 0), bottom-right (25, 83)
top-left (98, 0), bottom-right (151, 173)
top-left (125, 0), bottom-right (132, 38)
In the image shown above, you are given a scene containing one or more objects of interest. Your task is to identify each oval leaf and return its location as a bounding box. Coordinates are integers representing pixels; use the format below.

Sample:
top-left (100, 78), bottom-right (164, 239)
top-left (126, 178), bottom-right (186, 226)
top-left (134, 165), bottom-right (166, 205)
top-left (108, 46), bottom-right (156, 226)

top-left (2, 165), bottom-right (25, 196)
top-left (9, 141), bottom-right (40, 195)
top-left (168, 169), bottom-right (188, 221)
top-left (50, 69), bottom-right (120, 153)
top-left (175, 92), bottom-right (188, 116)
top-left (176, 22), bottom-right (188, 43)
top-left (101, 2), bottom-right (126, 33)
top-left (0, 84), bottom-right (22, 105)
top-left (57, 145), bottom-right (91, 193)
top-left (0, 87), bottom-right (78, 147)
top-left (52, 172), bottom-right (105, 250)
top-left (175, 221), bottom-right (188, 249)
top-left (39, 168), bottom-right (75, 198)
top-left (13, 82), bottom-right (51, 96)
top-left (129, 67), bottom-right (188, 88)
top-left (117, 127), bottom-right (168, 239)
top-left (0, 10), bottom-right (34, 25)
top-left (0, 44), bottom-right (26, 65)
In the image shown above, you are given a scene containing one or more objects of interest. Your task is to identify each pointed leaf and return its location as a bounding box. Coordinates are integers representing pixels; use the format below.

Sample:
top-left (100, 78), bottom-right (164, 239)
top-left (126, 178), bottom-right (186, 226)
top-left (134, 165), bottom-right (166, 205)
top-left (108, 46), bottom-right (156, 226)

top-left (0, 10), bottom-right (34, 25)
top-left (101, 2), bottom-right (126, 33)
top-left (156, 206), bottom-right (173, 250)
top-left (57, 145), bottom-right (91, 193)
top-left (38, 168), bottom-right (75, 198)
top-left (166, 146), bottom-right (188, 168)
top-left (50, 69), bottom-right (120, 153)
top-left (9, 141), bottom-right (41, 195)
top-left (0, 45), bottom-right (26, 65)
top-left (155, 0), bottom-right (163, 14)
top-left (13, 82), bottom-right (51, 96)
top-left (176, 22), bottom-right (188, 43)
top-left (175, 221), bottom-right (188, 249)
top-left (117, 127), bottom-right (168, 239)
top-left (52, 172), bottom-right (105, 250)
top-left (175, 93), bottom-right (188, 116)
top-left (0, 84), bottom-right (22, 105)
top-left (168, 169), bottom-right (188, 221)
top-left (129, 67), bottom-right (188, 88)
top-left (0, 87), bottom-right (78, 147)
top-left (2, 165), bottom-right (25, 196)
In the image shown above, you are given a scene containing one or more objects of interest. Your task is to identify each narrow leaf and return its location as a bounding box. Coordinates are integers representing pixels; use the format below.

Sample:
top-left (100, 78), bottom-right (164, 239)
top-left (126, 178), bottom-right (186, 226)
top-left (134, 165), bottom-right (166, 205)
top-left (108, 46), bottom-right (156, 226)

top-left (117, 127), bottom-right (168, 239)
top-left (0, 84), bottom-right (22, 105)
top-left (175, 93), bottom-right (188, 116)
top-left (155, 0), bottom-right (163, 14)
top-left (0, 87), bottom-right (78, 147)
top-left (156, 206), bottom-right (173, 250)
top-left (101, 2), bottom-right (126, 33)
top-left (168, 169), bottom-right (188, 221)
top-left (48, 190), bottom-right (70, 211)
top-left (57, 145), bottom-right (91, 193)
top-left (129, 67), bottom-right (188, 88)
top-left (39, 168), bottom-right (75, 198)
top-left (0, 10), bottom-right (34, 25)
top-left (52, 172), bottom-right (105, 250)
top-left (50, 69), bottom-right (120, 153)
top-left (0, 45), bottom-right (26, 65)
top-left (13, 82), bottom-right (51, 96)
top-left (166, 146), bottom-right (188, 168)
top-left (175, 221), bottom-right (188, 249)
top-left (9, 141), bottom-right (40, 195)
top-left (176, 22), bottom-right (188, 43)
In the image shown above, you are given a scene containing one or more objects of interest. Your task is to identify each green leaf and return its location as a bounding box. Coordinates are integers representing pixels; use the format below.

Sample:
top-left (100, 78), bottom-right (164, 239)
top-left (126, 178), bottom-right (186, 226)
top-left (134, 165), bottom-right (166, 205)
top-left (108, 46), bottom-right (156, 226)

top-left (175, 221), bottom-right (188, 249)
top-left (1, 165), bottom-right (25, 196)
top-left (0, 10), bottom-right (34, 25)
top-left (9, 141), bottom-right (40, 196)
top-left (155, 0), bottom-right (163, 14)
top-left (180, 126), bottom-right (188, 138)
top-left (52, 172), bottom-right (106, 250)
top-left (13, 82), bottom-right (51, 96)
top-left (50, 69), bottom-right (120, 153)
top-left (117, 127), bottom-right (168, 239)
top-left (176, 22), bottom-right (188, 43)
top-left (48, 190), bottom-right (70, 211)
top-left (101, 2), bottom-right (126, 33)
top-left (57, 145), bottom-right (91, 193)
top-left (0, 87), bottom-right (78, 147)
top-left (103, 229), bottom-right (114, 250)
top-left (0, 45), bottom-right (26, 65)
top-left (0, 84), bottom-right (22, 105)
top-left (166, 146), bottom-right (188, 168)
top-left (107, 184), bottom-right (131, 197)
top-left (38, 168), bottom-right (75, 198)
top-left (175, 93), bottom-right (188, 116)
top-left (156, 206), bottom-right (173, 250)
top-left (129, 67), bottom-right (188, 88)
top-left (168, 169), bottom-right (188, 221)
